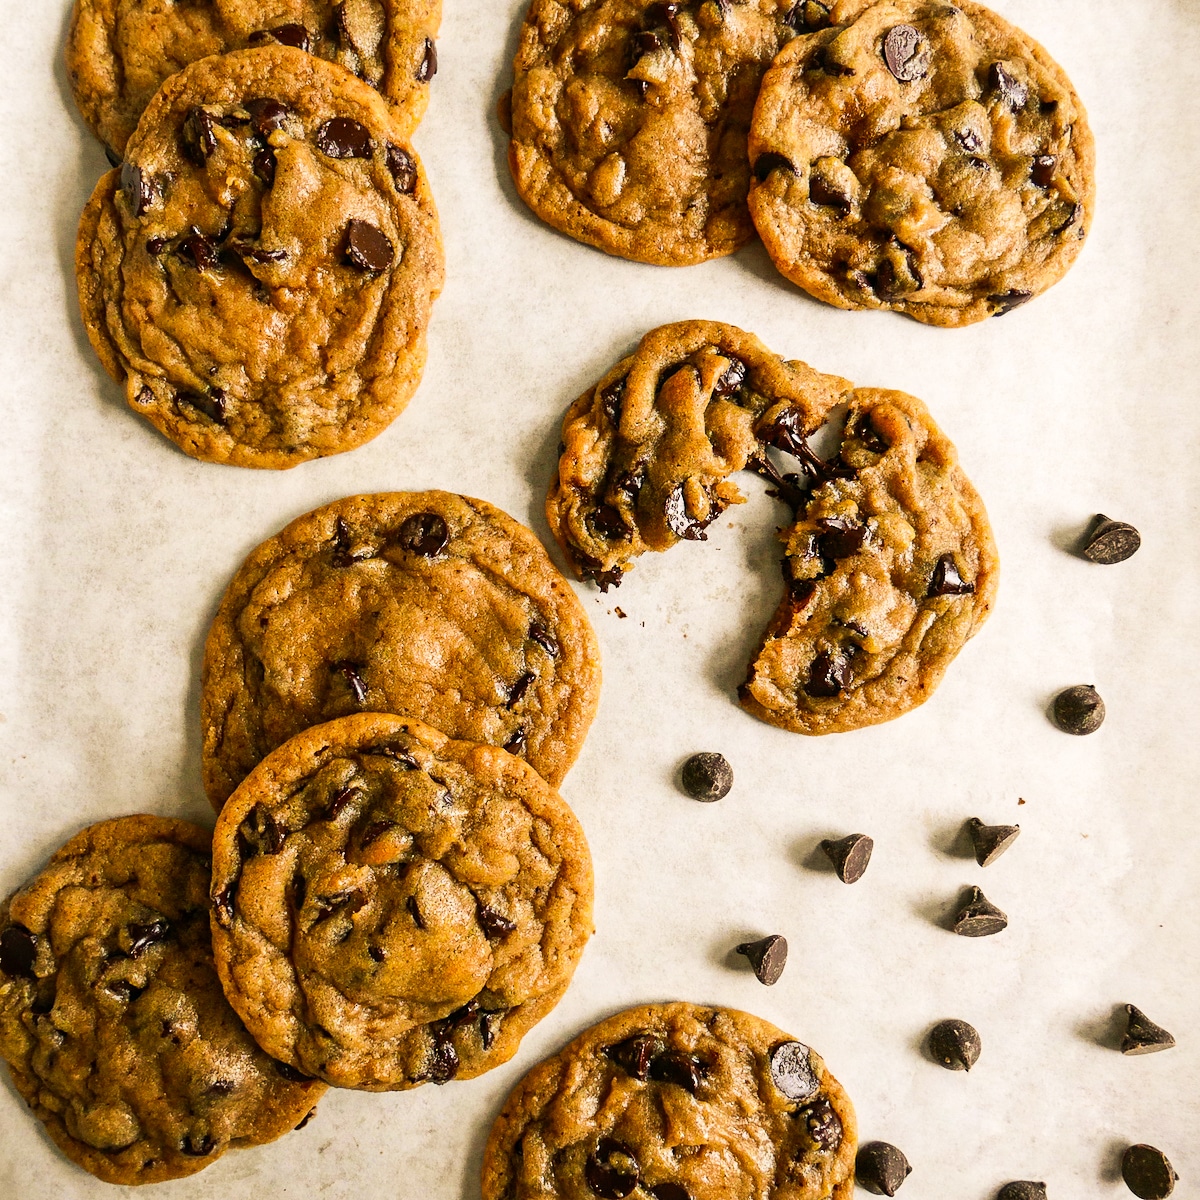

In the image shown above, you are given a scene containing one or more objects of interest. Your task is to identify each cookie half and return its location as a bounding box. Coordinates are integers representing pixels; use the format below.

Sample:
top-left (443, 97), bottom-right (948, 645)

top-left (202, 491), bottom-right (602, 809)
top-left (481, 1001), bottom-right (856, 1199)
top-left (747, 0), bottom-right (1094, 326)
top-left (547, 320), bottom-right (997, 732)
top-left (75, 46), bottom-right (444, 468)
top-left (0, 816), bottom-right (323, 1185)
top-left (506, 0), bottom-right (802, 265)
top-left (66, 0), bottom-right (441, 157)
top-left (209, 713), bottom-right (595, 1090)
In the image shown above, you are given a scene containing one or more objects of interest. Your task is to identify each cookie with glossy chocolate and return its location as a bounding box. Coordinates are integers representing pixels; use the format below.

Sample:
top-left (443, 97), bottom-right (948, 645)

top-left (209, 713), bottom-right (594, 1089)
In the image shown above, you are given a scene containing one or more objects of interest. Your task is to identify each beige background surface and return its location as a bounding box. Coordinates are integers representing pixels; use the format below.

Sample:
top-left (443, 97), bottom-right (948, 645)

top-left (1, 0), bottom-right (1198, 1195)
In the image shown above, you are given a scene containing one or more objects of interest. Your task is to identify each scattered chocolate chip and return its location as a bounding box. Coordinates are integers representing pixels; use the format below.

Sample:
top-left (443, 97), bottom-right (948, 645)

top-left (1121, 1005), bottom-right (1176, 1055)
top-left (252, 147), bottom-right (277, 184)
top-left (0, 926), bottom-right (37, 979)
top-left (333, 661), bottom-right (368, 704)
top-left (586, 1138), bottom-right (640, 1199)
top-left (967, 818), bottom-right (1020, 867)
top-left (989, 62), bottom-right (1028, 108)
top-left (344, 219), bottom-right (394, 271)
top-left (128, 920), bottom-right (170, 957)
top-left (121, 163), bottom-right (159, 215)
top-left (588, 504), bottom-right (630, 541)
top-left (1122, 1145), bottom-right (1177, 1199)
top-left (397, 511), bottom-right (449, 556)
top-left (664, 481), bottom-right (709, 541)
top-left (753, 152), bottom-right (799, 182)
top-left (769, 1040), bottom-right (818, 1100)
top-left (1051, 201), bottom-right (1083, 235)
top-left (928, 1018), bottom-right (981, 1071)
top-left (316, 117), bottom-right (373, 159)
top-left (882, 25), bottom-right (930, 82)
top-left (506, 671), bottom-right (535, 708)
top-left (649, 1185), bottom-right (690, 1200)
top-left (416, 37), bottom-right (437, 82)
top-left (817, 518), bottom-right (867, 560)
top-left (737, 934), bottom-right (787, 985)
top-left (1030, 155), bottom-right (1056, 187)
top-left (952, 886), bottom-right (1008, 937)
top-left (477, 903), bottom-right (517, 938)
top-left (679, 752), bottom-right (733, 802)
top-left (787, 0), bottom-right (831, 30)
top-left (529, 623), bottom-right (559, 657)
top-left (820, 833), bottom-right (873, 883)
top-left (997, 1184), bottom-right (1047, 1200)
top-left (246, 98), bottom-right (290, 136)
top-left (713, 356), bottom-right (747, 396)
top-left (649, 1051), bottom-right (702, 1094)
top-left (1081, 515), bottom-right (1140, 564)
top-left (273, 1059), bottom-right (313, 1082)
top-left (1052, 684), bottom-right (1104, 735)
top-left (385, 142), bottom-right (417, 193)
top-left (928, 553), bottom-right (975, 596)
top-left (805, 650), bottom-right (850, 698)
top-left (857, 1142), bottom-right (912, 1196)
top-left (607, 1034), bottom-right (661, 1079)
top-left (178, 389), bottom-right (227, 424)
top-left (406, 895), bottom-right (425, 930)
top-left (261, 23), bottom-right (312, 51)
top-left (425, 1035), bottom-right (459, 1083)
top-left (181, 106), bottom-right (217, 164)
top-left (796, 1099), bottom-right (842, 1150)
top-left (181, 1133), bottom-right (216, 1157)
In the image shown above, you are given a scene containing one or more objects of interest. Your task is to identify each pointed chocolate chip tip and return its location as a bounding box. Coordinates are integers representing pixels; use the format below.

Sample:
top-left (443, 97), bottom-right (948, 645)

top-left (1121, 1004), bottom-right (1176, 1055)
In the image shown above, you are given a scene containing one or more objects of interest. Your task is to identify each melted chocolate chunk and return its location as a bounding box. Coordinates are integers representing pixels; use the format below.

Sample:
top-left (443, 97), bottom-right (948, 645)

top-left (649, 1050), bottom-right (702, 1093)
top-left (425, 1035), bottom-right (459, 1083)
top-left (180, 1133), bottom-right (216, 1157)
top-left (805, 650), bottom-right (850, 698)
top-left (368, 945), bottom-right (385, 962)
top-left (106, 980), bottom-right (144, 1002)
top-left (121, 163), bottom-right (160, 216)
top-left (614, 466), bottom-right (646, 499)
top-left (178, 230), bottom-right (219, 271)
top-left (416, 37), bottom-right (438, 82)
top-left (331, 516), bottom-right (373, 566)
top-left (245, 98), bottom-right (290, 136)
top-left (333, 661), bottom-right (369, 704)
top-left (600, 376), bottom-right (626, 425)
top-left (649, 1186), bottom-right (690, 1200)
top-left (254, 23), bottom-right (312, 51)
top-left (181, 107), bottom-right (217, 165)
top-left (178, 389), bottom-right (227, 424)
top-left (212, 885), bottom-right (235, 928)
top-left (0, 926), bottom-right (37, 979)
top-left (928, 553), bottom-right (975, 596)
top-left (988, 289), bottom-right (1033, 316)
top-left (398, 511), bottom-right (449, 556)
top-left (128, 919), bottom-right (171, 957)
top-left (529, 623), bottom-right (559, 657)
top-left (1031, 154), bottom-right (1056, 187)
top-left (503, 727), bottom-right (528, 754)
top-left (769, 1041), bottom-right (819, 1101)
top-left (713, 356), bottom-right (747, 396)
top-left (406, 895), bottom-right (426, 930)
top-left (588, 504), bottom-right (629, 542)
top-left (231, 240), bottom-right (286, 264)
top-left (817, 518), bottom-right (867, 560)
top-left (797, 1099), bottom-right (842, 1150)
top-left (507, 671), bottom-right (535, 708)
top-left (326, 784), bottom-right (362, 819)
top-left (273, 1059), bottom-right (314, 1082)
top-left (480, 1011), bottom-right (502, 1049)
top-left (359, 820), bottom-right (398, 847)
top-left (664, 482), bottom-right (710, 541)
top-left (882, 25), bottom-right (930, 82)
top-left (753, 152), bottom-right (799, 182)
top-left (385, 142), bottom-right (418, 193)
top-left (787, 0), bottom-right (831, 30)
top-left (252, 147), bottom-right (277, 185)
top-left (586, 1138), bottom-right (640, 1199)
top-left (344, 220), bottom-right (394, 271)
top-left (316, 117), bottom-right (374, 159)
top-left (606, 1033), bottom-right (661, 1080)
top-left (476, 903), bottom-right (517, 938)
top-left (989, 62), bottom-right (1028, 108)
top-left (644, 2), bottom-right (682, 49)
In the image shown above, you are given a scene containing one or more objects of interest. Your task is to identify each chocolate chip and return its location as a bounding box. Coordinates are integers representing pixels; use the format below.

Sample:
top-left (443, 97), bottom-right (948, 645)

top-left (599, 377), bottom-right (626, 425)
top-left (928, 1018), bottom-right (980, 1071)
top-left (606, 1034), bottom-right (661, 1080)
top-left (181, 1133), bottom-right (216, 1157)
top-left (208, 1080), bottom-right (235, 1095)
top-left (1081, 515), bottom-right (1140, 564)
top-left (246, 98), bottom-right (290, 136)
top-left (507, 671), bottom-right (535, 708)
top-left (856, 1142), bottom-right (912, 1196)
top-left (398, 511), bottom-right (449, 556)
top-left (805, 650), bottom-right (850, 698)
top-left (820, 833), bottom-right (873, 883)
top-left (212, 885), bottom-right (235, 928)
top-left (1121, 1005), bottom-right (1176, 1055)
top-left (477, 903), bottom-right (517, 938)
top-left (989, 62), bottom-right (1028, 108)
top-left (737, 934), bottom-right (786, 985)
top-left (588, 504), bottom-right (630, 541)
top-left (713, 356), bottom-right (746, 397)
top-left (344, 219), bottom-right (394, 271)
top-left (385, 142), bottom-right (418, 193)
top-left (1051, 201), bottom-right (1083, 235)
top-left (1052, 684), bottom-right (1104, 735)
top-left (648, 1051), bottom-right (701, 1093)
top-left (644, 2), bottom-right (682, 49)
top-left (928, 553), bottom-right (975, 596)
top-left (252, 147), bottom-right (277, 185)
top-left (329, 661), bottom-right (367, 705)
top-left (181, 107), bottom-right (217, 164)
top-left (106, 979), bottom-right (143, 1002)
top-left (480, 1010), bottom-right (502, 1048)
top-left (261, 23), bottom-right (312, 51)
top-left (178, 229), bottom-right (219, 271)
top-left (273, 1059), bottom-right (313, 1082)
top-left (128, 919), bottom-right (170, 957)
top-left (416, 37), bottom-right (437, 82)
top-left (121, 163), bottom-right (160, 215)
top-left (1031, 155), bottom-right (1056, 187)
top-left (952, 886), bottom-right (1008, 937)
top-left (997, 1184), bottom-right (1047, 1200)
top-left (649, 1185), bottom-right (690, 1200)
top-left (425, 1035), bottom-right (459, 1083)
top-left (231, 241), bottom-right (287, 264)
top-left (178, 389), bottom-right (226, 424)
top-left (294, 1106), bottom-right (318, 1129)
top-left (988, 290), bottom-right (1033, 316)
top-left (586, 1138), bottom-right (639, 1198)
top-left (373, 743), bottom-right (419, 769)
top-left (753, 152), bottom-right (798, 182)
top-left (817, 518), bottom-right (867, 560)
top-left (406, 895), bottom-right (425, 929)
top-left (882, 25), bottom-right (930, 82)
top-left (104, 145), bottom-right (121, 168)
top-left (0, 926), bottom-right (37, 979)
top-left (145, 237), bottom-right (167, 256)
top-left (503, 727), bottom-right (527, 754)
top-left (809, 172), bottom-right (852, 214)
top-left (368, 945), bottom-right (385, 963)
top-left (679, 752), bottom-right (733, 802)
top-left (955, 128), bottom-right (983, 152)
top-left (1122, 1145), bottom-right (1177, 1199)
top-left (967, 818), bottom-right (1020, 867)
top-left (787, 0), bottom-right (831, 30)
top-left (796, 1099), bottom-right (842, 1150)
top-left (360, 820), bottom-right (397, 847)
top-left (769, 1041), bottom-right (818, 1100)
top-left (316, 117), bottom-right (374, 159)
top-left (664, 482), bottom-right (709, 541)
top-left (529, 623), bottom-right (560, 657)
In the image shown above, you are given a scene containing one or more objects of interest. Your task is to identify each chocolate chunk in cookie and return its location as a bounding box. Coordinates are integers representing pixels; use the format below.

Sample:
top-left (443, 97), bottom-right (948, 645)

top-left (747, 0), bottom-right (1095, 326)
top-left (481, 1003), bottom-right (856, 1200)
top-left (202, 491), bottom-right (600, 808)
top-left (0, 817), bottom-right (323, 1184)
top-left (75, 47), bottom-right (443, 468)
top-left (209, 713), bottom-right (594, 1089)
top-left (66, 0), bottom-right (441, 157)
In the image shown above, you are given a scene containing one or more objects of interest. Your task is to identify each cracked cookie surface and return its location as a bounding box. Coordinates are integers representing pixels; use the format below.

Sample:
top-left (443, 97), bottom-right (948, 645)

top-left (0, 816), bottom-right (323, 1185)
top-left (209, 713), bottom-right (594, 1090)
top-left (547, 320), bottom-right (996, 732)
top-left (506, 0), bottom-right (805, 265)
top-left (66, 0), bottom-right (441, 157)
top-left (746, 0), bottom-right (1094, 326)
top-left (481, 1001), bottom-right (856, 1200)
top-left (202, 491), bottom-right (601, 809)
top-left (75, 46), bottom-right (443, 468)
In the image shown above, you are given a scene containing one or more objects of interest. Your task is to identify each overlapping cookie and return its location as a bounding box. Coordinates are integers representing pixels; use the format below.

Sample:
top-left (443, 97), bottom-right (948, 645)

top-left (76, 46), bottom-right (444, 468)
top-left (209, 713), bottom-right (594, 1090)
top-left (747, 0), bottom-right (1094, 325)
top-left (202, 491), bottom-right (601, 809)
top-left (505, 0), bottom-right (809, 265)
top-left (548, 320), bottom-right (997, 732)
top-left (0, 816), bottom-right (323, 1185)
top-left (66, 0), bottom-right (441, 157)
top-left (481, 1001), bottom-right (856, 1199)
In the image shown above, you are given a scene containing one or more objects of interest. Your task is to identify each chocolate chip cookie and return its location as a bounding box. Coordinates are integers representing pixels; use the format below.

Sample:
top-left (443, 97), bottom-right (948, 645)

top-left (0, 816), bottom-right (323, 1184)
top-left (209, 713), bottom-right (594, 1090)
top-left (66, 0), bottom-right (441, 157)
top-left (747, 0), bottom-right (1094, 326)
top-left (75, 46), bottom-right (443, 468)
top-left (202, 491), bottom-right (601, 809)
top-left (481, 1001), bottom-right (856, 1199)
top-left (547, 320), bottom-right (997, 732)
top-left (505, 0), bottom-right (805, 265)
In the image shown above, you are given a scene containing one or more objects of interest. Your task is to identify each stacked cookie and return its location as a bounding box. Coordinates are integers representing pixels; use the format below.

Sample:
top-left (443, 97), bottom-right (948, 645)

top-left (503, 0), bottom-right (1094, 326)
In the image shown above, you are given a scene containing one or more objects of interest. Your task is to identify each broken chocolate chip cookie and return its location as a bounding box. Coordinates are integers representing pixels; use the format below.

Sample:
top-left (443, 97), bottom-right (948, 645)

top-left (481, 1001), bottom-right (856, 1199)
top-left (0, 816), bottom-right (323, 1184)
top-left (747, 0), bottom-right (1094, 325)
top-left (209, 713), bottom-right (594, 1090)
